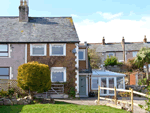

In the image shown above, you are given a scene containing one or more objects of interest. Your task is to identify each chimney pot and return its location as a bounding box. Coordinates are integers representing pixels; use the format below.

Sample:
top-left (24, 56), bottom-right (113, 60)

top-left (102, 37), bottom-right (105, 45)
top-left (19, 0), bottom-right (29, 22)
top-left (143, 35), bottom-right (147, 43)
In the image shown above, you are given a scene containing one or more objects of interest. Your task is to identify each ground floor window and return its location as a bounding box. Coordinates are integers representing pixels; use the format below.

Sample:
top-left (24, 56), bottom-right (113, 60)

top-left (91, 77), bottom-right (98, 89)
top-left (0, 67), bottom-right (9, 79)
top-left (117, 77), bottom-right (124, 89)
top-left (51, 67), bottom-right (66, 82)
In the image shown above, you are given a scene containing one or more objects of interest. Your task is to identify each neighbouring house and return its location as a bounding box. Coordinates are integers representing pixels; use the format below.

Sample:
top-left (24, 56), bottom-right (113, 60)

top-left (91, 69), bottom-right (126, 96)
top-left (89, 36), bottom-right (150, 66)
top-left (0, 0), bottom-right (92, 98)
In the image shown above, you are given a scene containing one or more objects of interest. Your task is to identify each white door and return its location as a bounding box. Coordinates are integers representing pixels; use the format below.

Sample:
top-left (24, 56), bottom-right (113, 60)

top-left (100, 77), bottom-right (116, 96)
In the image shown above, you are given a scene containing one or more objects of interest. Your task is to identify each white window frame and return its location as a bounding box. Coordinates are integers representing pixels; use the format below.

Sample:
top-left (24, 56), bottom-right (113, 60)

top-left (0, 67), bottom-right (10, 79)
top-left (51, 67), bottom-right (66, 82)
top-left (91, 77), bottom-right (99, 90)
top-left (0, 44), bottom-right (10, 58)
top-left (79, 49), bottom-right (85, 60)
top-left (108, 52), bottom-right (115, 57)
top-left (30, 44), bottom-right (47, 56)
top-left (49, 44), bottom-right (66, 56)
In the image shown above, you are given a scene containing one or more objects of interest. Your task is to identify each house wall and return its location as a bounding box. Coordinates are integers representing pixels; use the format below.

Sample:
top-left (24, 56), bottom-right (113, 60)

top-left (27, 43), bottom-right (77, 94)
top-left (126, 51), bottom-right (133, 60)
top-left (115, 52), bottom-right (123, 61)
top-left (0, 44), bottom-right (25, 79)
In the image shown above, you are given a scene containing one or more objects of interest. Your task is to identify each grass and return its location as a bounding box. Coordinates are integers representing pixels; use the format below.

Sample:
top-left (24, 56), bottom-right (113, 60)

top-left (0, 101), bottom-right (129, 113)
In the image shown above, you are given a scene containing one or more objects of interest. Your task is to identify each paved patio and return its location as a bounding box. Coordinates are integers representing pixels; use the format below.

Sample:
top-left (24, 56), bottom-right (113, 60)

top-left (55, 97), bottom-right (147, 113)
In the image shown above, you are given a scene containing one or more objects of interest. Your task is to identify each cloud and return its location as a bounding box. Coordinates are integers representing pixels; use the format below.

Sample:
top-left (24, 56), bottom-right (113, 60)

top-left (129, 11), bottom-right (135, 16)
top-left (97, 12), bottom-right (123, 20)
top-left (71, 14), bottom-right (79, 18)
top-left (74, 17), bottom-right (150, 43)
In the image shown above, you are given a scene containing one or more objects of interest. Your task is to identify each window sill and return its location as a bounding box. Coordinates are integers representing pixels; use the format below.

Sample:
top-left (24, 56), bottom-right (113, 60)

top-left (79, 59), bottom-right (86, 61)
top-left (0, 56), bottom-right (10, 58)
top-left (50, 54), bottom-right (66, 56)
top-left (30, 55), bottom-right (47, 56)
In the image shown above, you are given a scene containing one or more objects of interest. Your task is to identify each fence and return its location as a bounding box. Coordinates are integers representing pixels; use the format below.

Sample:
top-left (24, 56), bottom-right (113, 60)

top-left (0, 79), bottom-right (23, 92)
top-left (97, 86), bottom-right (149, 113)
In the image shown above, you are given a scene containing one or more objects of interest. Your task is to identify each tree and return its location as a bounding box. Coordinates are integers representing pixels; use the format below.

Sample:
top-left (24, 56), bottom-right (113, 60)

top-left (88, 48), bottom-right (101, 69)
top-left (17, 61), bottom-right (51, 99)
top-left (104, 56), bottom-right (118, 66)
top-left (134, 47), bottom-right (150, 79)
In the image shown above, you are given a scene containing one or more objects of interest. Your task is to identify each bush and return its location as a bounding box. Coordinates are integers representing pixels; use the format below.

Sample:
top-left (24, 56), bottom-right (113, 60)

top-left (0, 89), bottom-right (8, 97)
top-left (68, 87), bottom-right (76, 98)
top-left (17, 61), bottom-right (51, 97)
top-left (104, 56), bottom-right (118, 66)
top-left (125, 58), bottom-right (138, 71)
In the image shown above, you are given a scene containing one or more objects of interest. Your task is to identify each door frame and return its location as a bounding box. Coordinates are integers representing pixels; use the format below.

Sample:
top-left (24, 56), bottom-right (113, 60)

top-left (99, 77), bottom-right (116, 96)
top-left (79, 75), bottom-right (88, 97)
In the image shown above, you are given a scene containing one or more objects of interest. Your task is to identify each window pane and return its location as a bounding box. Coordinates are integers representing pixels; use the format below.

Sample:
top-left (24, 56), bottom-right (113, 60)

top-left (101, 78), bottom-right (107, 94)
top-left (133, 52), bottom-right (138, 57)
top-left (52, 72), bottom-right (64, 82)
top-left (52, 46), bottom-right (63, 55)
top-left (33, 47), bottom-right (44, 55)
top-left (92, 78), bottom-right (98, 89)
top-left (109, 78), bottom-right (114, 94)
top-left (0, 45), bottom-right (7, 51)
top-left (117, 77), bottom-right (123, 89)
top-left (0, 76), bottom-right (9, 79)
top-left (0, 68), bottom-right (9, 75)
top-left (79, 51), bottom-right (84, 59)
top-left (0, 53), bottom-right (8, 56)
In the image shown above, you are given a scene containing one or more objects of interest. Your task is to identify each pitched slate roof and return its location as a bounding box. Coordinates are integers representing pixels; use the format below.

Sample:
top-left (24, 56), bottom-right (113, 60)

top-left (89, 42), bottom-right (150, 52)
top-left (0, 17), bottom-right (79, 43)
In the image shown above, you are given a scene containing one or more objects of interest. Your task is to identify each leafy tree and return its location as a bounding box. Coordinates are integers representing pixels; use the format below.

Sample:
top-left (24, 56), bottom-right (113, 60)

top-left (104, 56), bottom-right (118, 66)
top-left (17, 61), bottom-right (51, 99)
top-left (88, 48), bottom-right (101, 69)
top-left (134, 47), bottom-right (150, 79)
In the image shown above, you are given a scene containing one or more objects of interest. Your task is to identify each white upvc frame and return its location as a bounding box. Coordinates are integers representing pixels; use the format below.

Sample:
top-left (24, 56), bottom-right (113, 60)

top-left (30, 44), bottom-right (47, 56)
top-left (91, 77), bottom-right (99, 90)
top-left (49, 44), bottom-right (66, 56)
top-left (132, 51), bottom-right (138, 57)
top-left (0, 44), bottom-right (11, 58)
top-left (79, 49), bottom-right (85, 60)
top-left (51, 67), bottom-right (66, 82)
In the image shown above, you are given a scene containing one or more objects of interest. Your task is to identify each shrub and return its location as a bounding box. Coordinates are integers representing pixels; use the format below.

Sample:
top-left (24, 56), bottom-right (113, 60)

top-left (104, 56), bottom-right (118, 66)
top-left (125, 58), bottom-right (138, 71)
top-left (17, 61), bottom-right (51, 98)
top-left (7, 88), bottom-right (15, 98)
top-left (68, 87), bottom-right (76, 98)
top-left (0, 89), bottom-right (8, 97)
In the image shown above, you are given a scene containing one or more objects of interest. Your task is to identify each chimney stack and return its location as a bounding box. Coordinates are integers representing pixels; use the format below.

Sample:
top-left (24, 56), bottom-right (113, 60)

top-left (121, 37), bottom-right (125, 63)
top-left (19, 0), bottom-right (29, 22)
top-left (143, 35), bottom-right (147, 43)
top-left (102, 37), bottom-right (105, 45)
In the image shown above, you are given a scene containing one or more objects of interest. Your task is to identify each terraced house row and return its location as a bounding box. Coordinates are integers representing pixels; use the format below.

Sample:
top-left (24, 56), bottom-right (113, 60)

top-left (0, 0), bottom-right (92, 97)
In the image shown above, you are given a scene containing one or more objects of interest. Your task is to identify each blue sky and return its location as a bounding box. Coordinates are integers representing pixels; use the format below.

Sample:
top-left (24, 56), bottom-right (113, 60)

top-left (0, 0), bottom-right (150, 43)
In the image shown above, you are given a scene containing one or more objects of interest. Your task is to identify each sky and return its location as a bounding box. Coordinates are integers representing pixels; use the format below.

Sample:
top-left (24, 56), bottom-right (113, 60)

top-left (0, 0), bottom-right (150, 43)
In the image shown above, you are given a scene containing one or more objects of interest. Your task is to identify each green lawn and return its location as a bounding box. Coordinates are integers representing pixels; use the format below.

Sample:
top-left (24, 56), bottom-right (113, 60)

top-left (0, 101), bottom-right (128, 113)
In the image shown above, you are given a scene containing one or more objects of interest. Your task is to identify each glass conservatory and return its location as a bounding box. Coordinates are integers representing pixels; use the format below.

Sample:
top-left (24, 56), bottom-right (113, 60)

top-left (91, 69), bottom-right (126, 96)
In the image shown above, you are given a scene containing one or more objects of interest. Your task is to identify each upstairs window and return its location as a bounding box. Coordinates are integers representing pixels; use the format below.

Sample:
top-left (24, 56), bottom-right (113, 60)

top-left (51, 67), bottom-right (66, 82)
top-left (0, 44), bottom-right (8, 57)
top-left (30, 44), bottom-right (47, 56)
top-left (79, 49), bottom-right (85, 60)
top-left (50, 44), bottom-right (66, 56)
top-left (0, 67), bottom-right (9, 79)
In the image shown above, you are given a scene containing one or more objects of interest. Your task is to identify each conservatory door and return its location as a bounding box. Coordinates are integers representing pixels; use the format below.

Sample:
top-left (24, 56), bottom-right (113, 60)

top-left (100, 77), bottom-right (116, 95)
top-left (100, 78), bottom-right (107, 95)
top-left (108, 78), bottom-right (115, 95)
